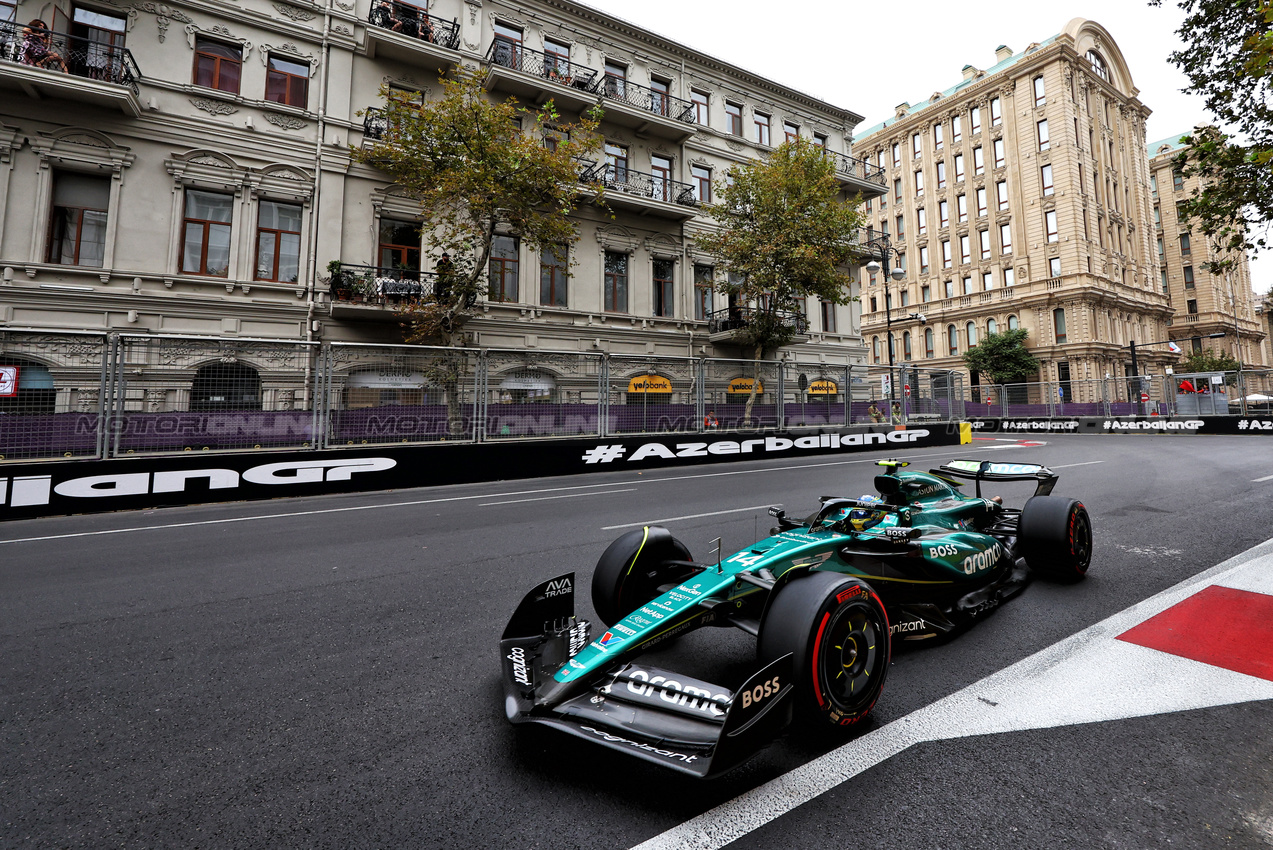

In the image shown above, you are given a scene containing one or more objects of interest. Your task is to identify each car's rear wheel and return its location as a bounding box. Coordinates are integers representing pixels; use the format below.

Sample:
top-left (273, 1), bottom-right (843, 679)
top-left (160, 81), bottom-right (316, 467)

top-left (758, 572), bottom-right (890, 729)
top-left (591, 526), bottom-right (694, 626)
top-left (1018, 496), bottom-right (1092, 582)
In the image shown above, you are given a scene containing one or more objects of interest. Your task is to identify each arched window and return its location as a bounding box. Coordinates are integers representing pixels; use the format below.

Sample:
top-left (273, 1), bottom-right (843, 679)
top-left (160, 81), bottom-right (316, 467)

top-left (947, 324), bottom-right (958, 356)
top-left (1086, 50), bottom-right (1109, 82)
top-left (987, 318), bottom-right (998, 335)
top-left (966, 321), bottom-right (979, 347)
top-left (1007, 314), bottom-right (1018, 331)
top-left (903, 331), bottom-right (912, 359)
top-left (924, 327), bottom-right (935, 358)
top-left (190, 362), bottom-right (261, 411)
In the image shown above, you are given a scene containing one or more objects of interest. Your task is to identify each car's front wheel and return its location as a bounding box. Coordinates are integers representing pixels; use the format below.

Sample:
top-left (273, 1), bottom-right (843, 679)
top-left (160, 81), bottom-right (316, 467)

top-left (1018, 495), bottom-right (1092, 582)
top-left (758, 572), bottom-right (890, 729)
top-left (591, 526), bottom-right (694, 626)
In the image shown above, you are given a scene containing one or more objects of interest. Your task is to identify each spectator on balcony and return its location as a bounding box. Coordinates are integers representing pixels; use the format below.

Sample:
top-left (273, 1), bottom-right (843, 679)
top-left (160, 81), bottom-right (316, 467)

top-left (19, 20), bottom-right (68, 73)
top-left (415, 13), bottom-right (434, 42)
top-left (370, 0), bottom-right (408, 34)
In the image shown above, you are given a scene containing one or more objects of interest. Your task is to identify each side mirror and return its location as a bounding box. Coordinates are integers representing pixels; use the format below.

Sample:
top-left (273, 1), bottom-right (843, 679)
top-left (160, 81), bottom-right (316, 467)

top-left (874, 475), bottom-right (901, 495)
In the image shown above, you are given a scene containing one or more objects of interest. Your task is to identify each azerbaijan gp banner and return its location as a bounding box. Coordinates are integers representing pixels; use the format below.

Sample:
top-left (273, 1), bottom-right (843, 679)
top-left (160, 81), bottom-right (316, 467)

top-left (0, 425), bottom-right (966, 521)
top-left (966, 417), bottom-right (1273, 435)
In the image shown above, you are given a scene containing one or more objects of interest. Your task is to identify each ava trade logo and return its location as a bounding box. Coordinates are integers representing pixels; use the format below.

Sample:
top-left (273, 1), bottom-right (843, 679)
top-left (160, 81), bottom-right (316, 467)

top-left (581, 431), bottom-right (932, 464)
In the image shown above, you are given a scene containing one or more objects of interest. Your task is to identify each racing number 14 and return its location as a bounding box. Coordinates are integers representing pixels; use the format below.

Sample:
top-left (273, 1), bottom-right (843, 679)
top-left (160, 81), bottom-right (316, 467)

top-left (729, 552), bottom-right (765, 568)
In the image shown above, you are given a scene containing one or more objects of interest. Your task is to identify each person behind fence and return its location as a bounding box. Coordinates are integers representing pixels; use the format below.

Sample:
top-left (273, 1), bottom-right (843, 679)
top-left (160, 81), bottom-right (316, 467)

top-left (867, 401), bottom-right (883, 423)
top-left (1178, 378), bottom-right (1196, 394)
top-left (704, 410), bottom-right (719, 430)
top-left (434, 252), bottom-right (453, 302)
top-left (891, 401), bottom-right (902, 423)
top-left (19, 19), bottom-right (68, 72)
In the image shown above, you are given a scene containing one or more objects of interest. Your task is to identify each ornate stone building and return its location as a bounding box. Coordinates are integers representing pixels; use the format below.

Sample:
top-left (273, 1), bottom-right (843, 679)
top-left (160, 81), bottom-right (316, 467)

top-left (855, 18), bottom-right (1177, 400)
top-left (1147, 134), bottom-right (1267, 366)
top-left (0, 0), bottom-right (883, 367)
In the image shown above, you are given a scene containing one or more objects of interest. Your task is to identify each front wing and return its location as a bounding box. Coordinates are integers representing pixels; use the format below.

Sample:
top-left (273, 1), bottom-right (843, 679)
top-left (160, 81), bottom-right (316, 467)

top-left (500, 573), bottom-right (793, 778)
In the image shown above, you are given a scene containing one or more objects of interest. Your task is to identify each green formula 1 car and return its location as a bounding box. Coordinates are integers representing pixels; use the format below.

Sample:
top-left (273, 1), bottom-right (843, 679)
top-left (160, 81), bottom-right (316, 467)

top-left (499, 458), bottom-right (1092, 777)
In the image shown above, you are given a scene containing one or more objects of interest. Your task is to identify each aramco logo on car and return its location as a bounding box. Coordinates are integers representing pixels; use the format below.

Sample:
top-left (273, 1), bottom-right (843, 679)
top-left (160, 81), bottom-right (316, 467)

top-left (581, 431), bottom-right (931, 464)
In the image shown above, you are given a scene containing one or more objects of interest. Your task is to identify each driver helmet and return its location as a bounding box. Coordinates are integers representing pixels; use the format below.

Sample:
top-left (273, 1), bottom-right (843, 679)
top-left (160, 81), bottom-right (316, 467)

top-left (848, 495), bottom-right (886, 531)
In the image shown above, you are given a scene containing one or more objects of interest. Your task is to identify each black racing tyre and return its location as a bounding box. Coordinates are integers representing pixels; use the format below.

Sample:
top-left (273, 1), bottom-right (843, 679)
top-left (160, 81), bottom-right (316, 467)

top-left (591, 526), bottom-right (694, 626)
top-left (757, 572), bottom-right (890, 729)
top-left (1018, 496), bottom-right (1093, 582)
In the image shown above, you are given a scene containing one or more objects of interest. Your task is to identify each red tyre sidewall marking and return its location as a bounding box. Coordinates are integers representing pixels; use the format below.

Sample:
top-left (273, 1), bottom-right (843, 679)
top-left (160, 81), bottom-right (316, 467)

top-left (811, 611), bottom-right (831, 709)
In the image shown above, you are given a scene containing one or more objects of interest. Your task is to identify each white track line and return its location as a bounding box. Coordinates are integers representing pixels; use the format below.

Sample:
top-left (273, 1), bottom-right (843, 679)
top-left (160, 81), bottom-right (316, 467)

top-left (1253, 474), bottom-right (1273, 483)
top-left (602, 504), bottom-right (779, 531)
top-left (630, 537), bottom-right (1273, 850)
top-left (481, 488), bottom-right (637, 506)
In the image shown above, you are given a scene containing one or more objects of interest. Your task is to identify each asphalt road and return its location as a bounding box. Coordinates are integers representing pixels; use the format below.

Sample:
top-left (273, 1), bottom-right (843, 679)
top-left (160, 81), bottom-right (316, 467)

top-left (2, 435), bottom-right (1272, 849)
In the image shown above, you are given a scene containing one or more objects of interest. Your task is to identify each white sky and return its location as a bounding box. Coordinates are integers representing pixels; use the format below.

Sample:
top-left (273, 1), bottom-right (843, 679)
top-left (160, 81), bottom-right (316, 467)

top-left (578, 0), bottom-right (1271, 293)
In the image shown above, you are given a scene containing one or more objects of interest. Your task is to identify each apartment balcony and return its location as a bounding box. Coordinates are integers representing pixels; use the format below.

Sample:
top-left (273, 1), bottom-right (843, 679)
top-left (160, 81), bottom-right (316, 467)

top-left (581, 163), bottom-right (699, 220)
top-left (0, 21), bottom-right (141, 115)
top-left (593, 75), bottom-right (696, 141)
top-left (707, 306), bottom-right (810, 345)
top-left (484, 41), bottom-right (600, 114)
top-left (822, 149), bottom-right (887, 197)
top-left (364, 1), bottom-right (460, 68)
top-left (328, 264), bottom-right (472, 321)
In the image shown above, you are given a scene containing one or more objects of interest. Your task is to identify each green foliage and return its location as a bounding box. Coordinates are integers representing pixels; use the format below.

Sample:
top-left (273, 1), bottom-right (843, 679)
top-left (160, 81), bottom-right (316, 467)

top-left (961, 329), bottom-right (1041, 385)
top-left (693, 137), bottom-right (864, 357)
top-left (1153, 0), bottom-right (1273, 269)
top-left (1178, 346), bottom-right (1242, 372)
top-left (352, 70), bottom-right (601, 344)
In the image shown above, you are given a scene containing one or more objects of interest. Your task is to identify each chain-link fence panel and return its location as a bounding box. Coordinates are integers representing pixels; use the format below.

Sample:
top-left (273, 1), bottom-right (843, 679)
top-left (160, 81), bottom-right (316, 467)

top-left (702, 357), bottom-right (783, 430)
top-left (1233, 369), bottom-right (1273, 414)
top-left (483, 349), bottom-right (605, 439)
top-left (782, 363), bottom-right (850, 428)
top-left (106, 335), bottom-right (319, 455)
top-left (0, 329), bottom-right (109, 461)
top-left (324, 343), bottom-right (480, 446)
top-left (606, 354), bottom-right (701, 435)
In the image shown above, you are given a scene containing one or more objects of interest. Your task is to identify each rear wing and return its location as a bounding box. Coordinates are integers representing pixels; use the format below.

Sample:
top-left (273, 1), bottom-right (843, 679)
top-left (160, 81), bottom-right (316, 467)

top-left (932, 459), bottom-right (1057, 498)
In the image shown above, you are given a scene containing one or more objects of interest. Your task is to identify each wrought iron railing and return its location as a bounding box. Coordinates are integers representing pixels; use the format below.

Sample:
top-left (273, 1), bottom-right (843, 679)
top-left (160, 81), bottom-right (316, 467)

top-left (363, 108), bottom-right (387, 140)
top-left (331, 263), bottom-right (478, 307)
top-left (821, 149), bottom-right (886, 186)
top-left (582, 163), bottom-right (697, 207)
top-left (486, 39), bottom-right (598, 92)
top-left (593, 75), bottom-right (694, 124)
top-left (1, 20), bottom-right (141, 95)
top-left (707, 306), bottom-right (810, 336)
top-left (366, 1), bottom-right (460, 50)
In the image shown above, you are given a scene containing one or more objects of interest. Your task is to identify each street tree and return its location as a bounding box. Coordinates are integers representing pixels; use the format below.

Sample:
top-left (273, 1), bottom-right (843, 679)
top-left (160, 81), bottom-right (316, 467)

top-left (1151, 0), bottom-right (1273, 269)
top-left (1178, 346), bottom-right (1242, 373)
top-left (693, 137), bottom-right (864, 422)
top-left (962, 329), bottom-right (1041, 387)
top-left (351, 71), bottom-right (601, 431)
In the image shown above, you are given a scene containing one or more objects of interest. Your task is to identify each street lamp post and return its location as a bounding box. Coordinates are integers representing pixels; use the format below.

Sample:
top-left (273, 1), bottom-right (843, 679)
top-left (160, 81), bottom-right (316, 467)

top-left (865, 252), bottom-right (924, 421)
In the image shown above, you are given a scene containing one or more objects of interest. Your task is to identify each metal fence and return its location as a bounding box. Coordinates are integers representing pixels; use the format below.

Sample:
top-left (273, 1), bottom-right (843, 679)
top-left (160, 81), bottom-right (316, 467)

top-left (2, 328), bottom-right (1269, 462)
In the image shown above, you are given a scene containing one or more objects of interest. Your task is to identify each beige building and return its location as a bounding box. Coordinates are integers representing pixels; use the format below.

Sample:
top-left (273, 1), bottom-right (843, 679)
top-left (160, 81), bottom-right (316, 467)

top-left (1148, 134), bottom-right (1266, 366)
top-left (855, 18), bottom-right (1176, 401)
top-left (0, 0), bottom-right (883, 403)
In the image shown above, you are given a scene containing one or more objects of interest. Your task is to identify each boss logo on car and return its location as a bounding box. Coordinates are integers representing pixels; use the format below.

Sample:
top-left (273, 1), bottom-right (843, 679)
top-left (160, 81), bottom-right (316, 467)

top-left (927, 543), bottom-right (959, 559)
top-left (740, 676), bottom-right (782, 710)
